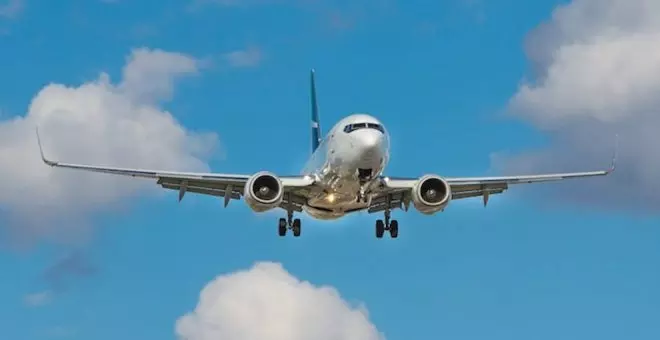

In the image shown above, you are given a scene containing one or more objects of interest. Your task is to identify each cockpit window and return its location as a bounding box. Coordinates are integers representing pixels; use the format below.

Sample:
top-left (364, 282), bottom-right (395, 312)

top-left (343, 122), bottom-right (384, 133)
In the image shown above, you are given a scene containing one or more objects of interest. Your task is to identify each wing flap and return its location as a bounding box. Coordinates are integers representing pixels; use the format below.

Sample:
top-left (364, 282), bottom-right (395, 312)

top-left (368, 199), bottom-right (402, 213)
top-left (449, 182), bottom-right (508, 200)
top-left (367, 190), bottom-right (407, 213)
top-left (279, 193), bottom-right (306, 212)
top-left (159, 179), bottom-right (242, 199)
top-left (451, 185), bottom-right (507, 200)
top-left (158, 177), bottom-right (245, 191)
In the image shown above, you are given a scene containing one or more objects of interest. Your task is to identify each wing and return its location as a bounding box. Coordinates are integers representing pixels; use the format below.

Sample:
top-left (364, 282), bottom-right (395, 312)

top-left (368, 140), bottom-right (618, 212)
top-left (36, 130), bottom-right (314, 211)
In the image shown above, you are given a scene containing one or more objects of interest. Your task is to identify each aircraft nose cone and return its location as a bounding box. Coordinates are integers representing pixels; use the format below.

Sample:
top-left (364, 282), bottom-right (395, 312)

top-left (358, 130), bottom-right (384, 163)
top-left (362, 131), bottom-right (382, 150)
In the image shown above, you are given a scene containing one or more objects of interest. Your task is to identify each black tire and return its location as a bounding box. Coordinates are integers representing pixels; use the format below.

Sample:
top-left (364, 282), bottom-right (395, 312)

top-left (375, 220), bottom-right (385, 238)
top-left (292, 218), bottom-right (301, 237)
top-left (390, 220), bottom-right (399, 238)
top-left (278, 218), bottom-right (287, 237)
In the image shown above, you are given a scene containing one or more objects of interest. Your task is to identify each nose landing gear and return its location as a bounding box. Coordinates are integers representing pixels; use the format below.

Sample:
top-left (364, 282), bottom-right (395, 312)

top-left (278, 210), bottom-right (301, 237)
top-left (357, 187), bottom-right (368, 203)
top-left (357, 169), bottom-right (372, 204)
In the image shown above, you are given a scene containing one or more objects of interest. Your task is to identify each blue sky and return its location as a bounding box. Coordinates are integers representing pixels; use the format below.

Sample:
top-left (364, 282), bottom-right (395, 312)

top-left (1, 0), bottom-right (660, 339)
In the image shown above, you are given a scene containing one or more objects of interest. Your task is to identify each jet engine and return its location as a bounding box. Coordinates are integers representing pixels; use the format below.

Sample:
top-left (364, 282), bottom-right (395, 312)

top-left (244, 171), bottom-right (284, 212)
top-left (411, 174), bottom-right (452, 214)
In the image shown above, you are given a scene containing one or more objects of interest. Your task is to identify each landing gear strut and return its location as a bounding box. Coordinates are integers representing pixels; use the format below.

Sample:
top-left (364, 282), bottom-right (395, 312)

top-left (278, 210), bottom-right (301, 237)
top-left (357, 186), bottom-right (368, 203)
top-left (375, 209), bottom-right (398, 239)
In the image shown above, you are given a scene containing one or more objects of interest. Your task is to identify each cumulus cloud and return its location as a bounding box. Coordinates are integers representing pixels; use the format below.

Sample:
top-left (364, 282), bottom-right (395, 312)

top-left (496, 0), bottom-right (660, 211)
top-left (0, 47), bottom-right (218, 244)
top-left (120, 48), bottom-right (201, 101)
top-left (176, 262), bottom-right (384, 340)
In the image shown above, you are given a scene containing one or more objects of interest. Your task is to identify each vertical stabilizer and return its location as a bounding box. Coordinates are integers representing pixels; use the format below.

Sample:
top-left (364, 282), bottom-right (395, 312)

top-left (310, 69), bottom-right (321, 152)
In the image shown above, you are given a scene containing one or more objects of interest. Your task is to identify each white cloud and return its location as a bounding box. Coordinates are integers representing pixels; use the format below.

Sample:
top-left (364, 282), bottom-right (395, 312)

top-left (0, 48), bottom-right (218, 244)
top-left (223, 46), bottom-right (263, 68)
top-left (120, 48), bottom-right (201, 102)
top-left (496, 0), bottom-right (660, 211)
top-left (175, 262), bottom-right (384, 340)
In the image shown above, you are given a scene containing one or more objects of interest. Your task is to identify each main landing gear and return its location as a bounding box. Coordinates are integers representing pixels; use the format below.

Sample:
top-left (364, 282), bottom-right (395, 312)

top-left (375, 209), bottom-right (398, 239)
top-left (278, 210), bottom-right (301, 237)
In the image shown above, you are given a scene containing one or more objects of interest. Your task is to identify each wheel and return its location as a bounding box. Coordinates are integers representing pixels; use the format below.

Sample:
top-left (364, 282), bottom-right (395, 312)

top-left (375, 220), bottom-right (385, 238)
top-left (278, 218), bottom-right (287, 237)
top-left (389, 220), bottom-right (399, 238)
top-left (292, 218), bottom-right (301, 237)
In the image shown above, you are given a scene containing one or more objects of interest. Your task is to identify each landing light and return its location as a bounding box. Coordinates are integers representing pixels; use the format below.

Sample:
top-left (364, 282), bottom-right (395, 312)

top-left (326, 193), bottom-right (336, 203)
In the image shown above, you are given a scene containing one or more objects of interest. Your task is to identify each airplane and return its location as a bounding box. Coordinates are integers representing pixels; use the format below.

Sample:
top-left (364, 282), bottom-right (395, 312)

top-left (35, 69), bottom-right (617, 239)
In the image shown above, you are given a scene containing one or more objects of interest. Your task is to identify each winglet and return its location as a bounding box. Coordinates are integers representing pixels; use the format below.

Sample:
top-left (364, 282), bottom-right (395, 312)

top-left (35, 128), bottom-right (58, 167)
top-left (608, 134), bottom-right (619, 173)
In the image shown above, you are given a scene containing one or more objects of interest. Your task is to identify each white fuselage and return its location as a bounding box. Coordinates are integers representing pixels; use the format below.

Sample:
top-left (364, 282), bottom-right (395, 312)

top-left (301, 113), bottom-right (390, 219)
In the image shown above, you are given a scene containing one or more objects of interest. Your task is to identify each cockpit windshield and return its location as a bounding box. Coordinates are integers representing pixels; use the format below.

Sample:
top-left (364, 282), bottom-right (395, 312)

top-left (343, 122), bottom-right (384, 134)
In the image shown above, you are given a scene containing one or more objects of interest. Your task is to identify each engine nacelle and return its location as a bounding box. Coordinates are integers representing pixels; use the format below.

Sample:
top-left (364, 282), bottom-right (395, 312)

top-left (244, 171), bottom-right (284, 212)
top-left (411, 174), bottom-right (452, 215)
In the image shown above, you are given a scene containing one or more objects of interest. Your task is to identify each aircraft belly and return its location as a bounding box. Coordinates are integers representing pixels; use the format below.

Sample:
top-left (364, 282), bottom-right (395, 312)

top-left (303, 205), bottom-right (344, 220)
top-left (303, 200), bottom-right (369, 220)
top-left (307, 191), bottom-right (356, 209)
top-left (305, 177), bottom-right (370, 218)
